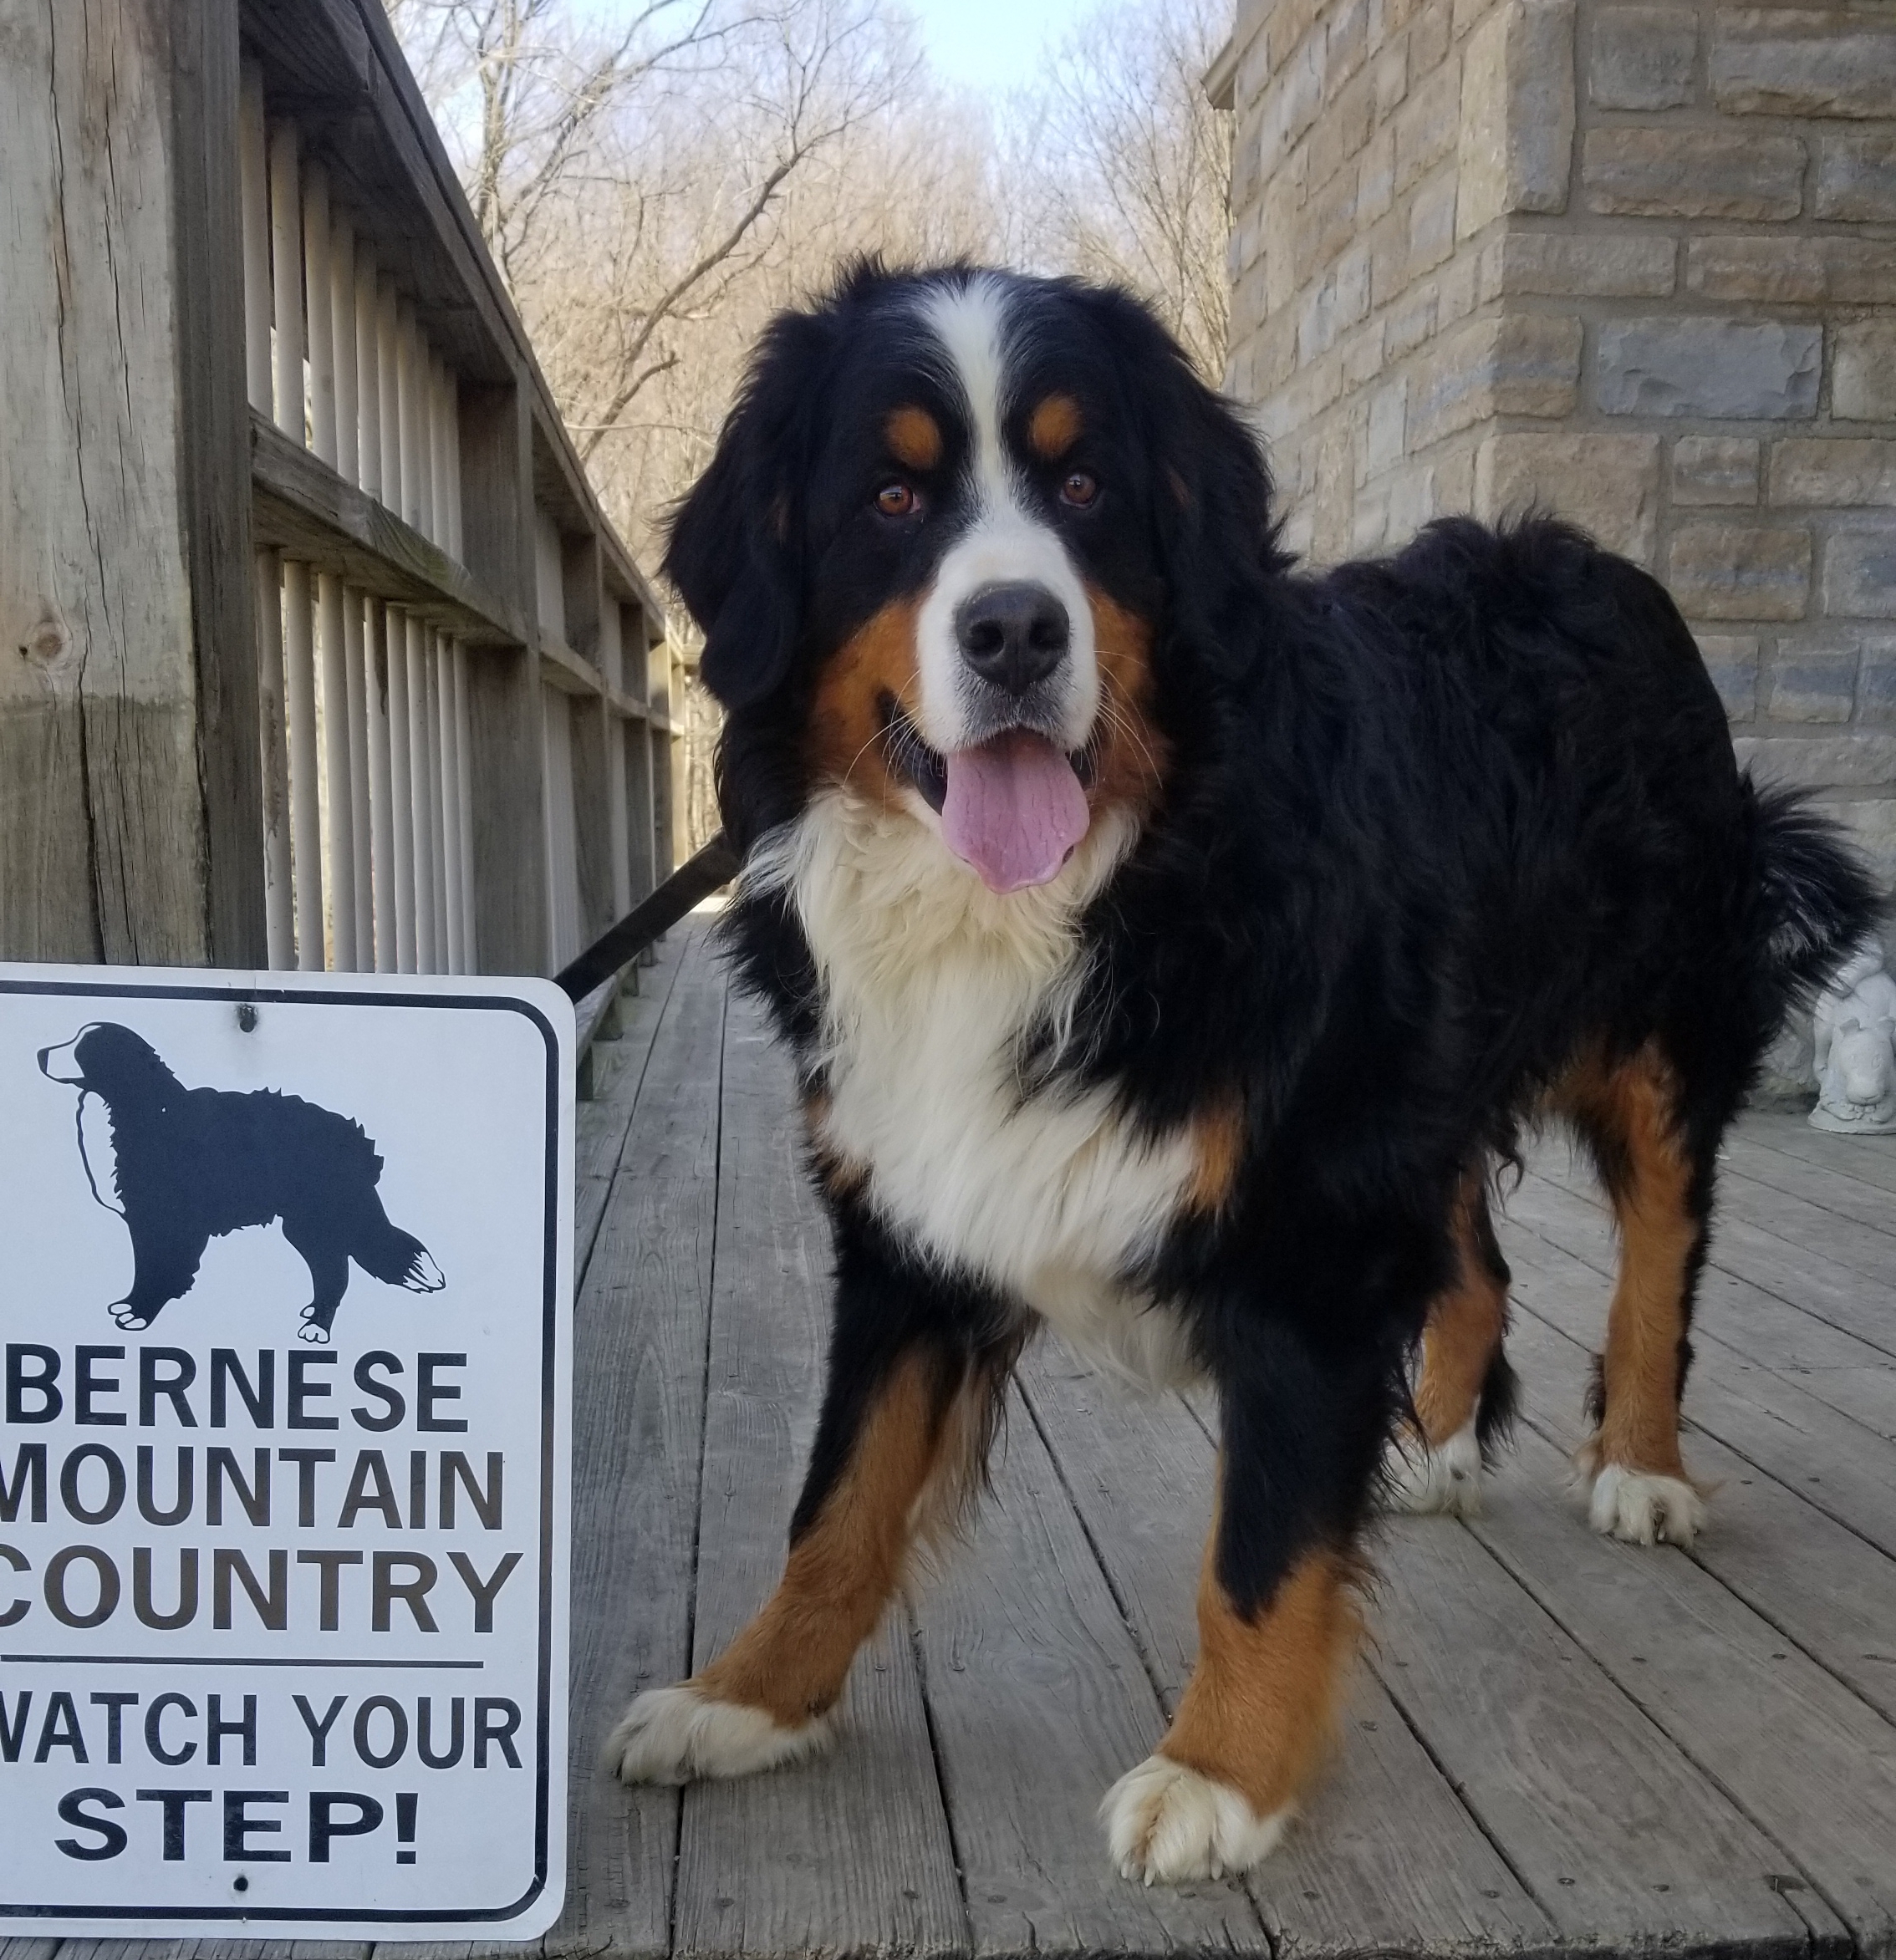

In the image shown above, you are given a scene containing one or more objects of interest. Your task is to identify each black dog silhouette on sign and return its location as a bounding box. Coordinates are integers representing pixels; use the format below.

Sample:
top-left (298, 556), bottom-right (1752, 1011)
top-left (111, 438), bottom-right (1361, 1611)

top-left (38, 1022), bottom-right (444, 1344)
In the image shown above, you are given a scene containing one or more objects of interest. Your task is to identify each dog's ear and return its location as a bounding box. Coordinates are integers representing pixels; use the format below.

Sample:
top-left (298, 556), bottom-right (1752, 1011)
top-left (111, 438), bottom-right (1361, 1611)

top-left (1084, 289), bottom-right (1283, 681)
top-left (664, 308), bottom-right (829, 712)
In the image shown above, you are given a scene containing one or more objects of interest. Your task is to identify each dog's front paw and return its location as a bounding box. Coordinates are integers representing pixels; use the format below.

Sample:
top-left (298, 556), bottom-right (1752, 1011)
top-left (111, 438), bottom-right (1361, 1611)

top-left (110, 1306), bottom-right (153, 1331)
top-left (1588, 1463), bottom-right (1705, 1546)
top-left (605, 1683), bottom-right (833, 1786)
top-left (296, 1316), bottom-right (333, 1345)
top-left (1101, 1753), bottom-right (1288, 1885)
top-left (1382, 1419), bottom-right (1483, 1517)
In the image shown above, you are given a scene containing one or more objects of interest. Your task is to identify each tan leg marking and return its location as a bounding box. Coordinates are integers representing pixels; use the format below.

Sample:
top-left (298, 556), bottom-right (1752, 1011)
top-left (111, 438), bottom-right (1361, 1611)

top-left (1412, 1179), bottom-right (1507, 1448)
top-left (1160, 1535), bottom-right (1360, 1819)
top-left (697, 1350), bottom-right (956, 1724)
top-left (1182, 1093), bottom-right (1246, 1217)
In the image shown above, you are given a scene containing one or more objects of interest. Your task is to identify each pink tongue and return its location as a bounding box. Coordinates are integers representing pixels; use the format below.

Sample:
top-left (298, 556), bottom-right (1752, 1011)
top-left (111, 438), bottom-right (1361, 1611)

top-left (941, 730), bottom-right (1091, 893)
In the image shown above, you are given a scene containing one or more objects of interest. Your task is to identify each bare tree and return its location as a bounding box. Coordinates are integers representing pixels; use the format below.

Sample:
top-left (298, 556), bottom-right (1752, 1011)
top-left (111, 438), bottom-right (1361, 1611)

top-left (1006, 0), bottom-right (1235, 382)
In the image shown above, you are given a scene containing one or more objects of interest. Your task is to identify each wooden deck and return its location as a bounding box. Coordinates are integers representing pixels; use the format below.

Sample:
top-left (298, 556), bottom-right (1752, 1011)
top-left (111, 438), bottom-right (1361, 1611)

top-left (536, 915), bottom-right (1896, 1960)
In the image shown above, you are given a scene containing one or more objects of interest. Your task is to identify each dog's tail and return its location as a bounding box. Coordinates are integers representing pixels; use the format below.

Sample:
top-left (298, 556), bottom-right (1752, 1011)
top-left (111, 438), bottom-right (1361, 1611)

top-left (1741, 776), bottom-right (1882, 1034)
top-left (353, 1199), bottom-right (446, 1293)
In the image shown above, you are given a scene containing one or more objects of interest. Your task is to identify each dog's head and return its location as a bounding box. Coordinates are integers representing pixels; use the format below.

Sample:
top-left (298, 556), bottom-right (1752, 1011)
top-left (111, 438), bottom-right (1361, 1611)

top-left (667, 262), bottom-right (1280, 890)
top-left (38, 1023), bottom-right (175, 1102)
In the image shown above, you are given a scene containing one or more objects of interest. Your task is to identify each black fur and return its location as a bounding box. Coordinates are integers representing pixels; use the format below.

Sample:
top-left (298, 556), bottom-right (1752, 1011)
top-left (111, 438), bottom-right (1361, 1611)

top-left (675, 262), bottom-right (1878, 1621)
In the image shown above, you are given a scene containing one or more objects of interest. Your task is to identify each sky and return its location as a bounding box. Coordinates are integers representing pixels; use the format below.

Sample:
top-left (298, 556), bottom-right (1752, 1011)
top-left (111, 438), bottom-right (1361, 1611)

top-left (901, 0), bottom-right (1101, 91)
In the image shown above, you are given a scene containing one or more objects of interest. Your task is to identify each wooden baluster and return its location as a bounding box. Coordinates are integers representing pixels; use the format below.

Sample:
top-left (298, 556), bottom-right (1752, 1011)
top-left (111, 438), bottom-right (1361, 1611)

top-left (345, 592), bottom-right (375, 964)
top-left (377, 275), bottom-right (402, 515)
top-left (256, 550), bottom-right (294, 969)
top-left (303, 162), bottom-right (336, 466)
top-left (316, 572), bottom-right (354, 969)
top-left (267, 120), bottom-right (303, 440)
top-left (355, 246), bottom-right (381, 504)
top-left (452, 644), bottom-right (477, 970)
top-left (237, 62), bottom-right (271, 414)
top-left (365, 599), bottom-right (398, 974)
top-left (283, 560), bottom-right (324, 970)
top-left (406, 613), bottom-right (438, 972)
top-left (438, 632), bottom-right (464, 973)
top-left (385, 604), bottom-right (417, 973)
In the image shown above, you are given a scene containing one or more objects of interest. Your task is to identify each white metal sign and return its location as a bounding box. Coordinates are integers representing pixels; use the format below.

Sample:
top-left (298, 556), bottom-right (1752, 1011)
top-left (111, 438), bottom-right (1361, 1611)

top-left (0, 965), bottom-right (573, 1939)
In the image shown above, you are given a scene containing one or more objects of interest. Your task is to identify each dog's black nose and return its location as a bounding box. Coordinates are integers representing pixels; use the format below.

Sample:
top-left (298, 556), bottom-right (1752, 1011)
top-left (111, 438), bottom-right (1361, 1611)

top-left (954, 582), bottom-right (1069, 695)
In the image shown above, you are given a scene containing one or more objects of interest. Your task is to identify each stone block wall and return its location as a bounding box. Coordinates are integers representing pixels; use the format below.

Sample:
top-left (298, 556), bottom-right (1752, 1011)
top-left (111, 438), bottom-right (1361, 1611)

top-left (1212, 0), bottom-right (1896, 881)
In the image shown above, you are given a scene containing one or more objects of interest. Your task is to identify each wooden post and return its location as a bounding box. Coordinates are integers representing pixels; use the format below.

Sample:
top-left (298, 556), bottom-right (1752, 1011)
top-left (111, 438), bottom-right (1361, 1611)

top-left (459, 382), bottom-right (549, 975)
top-left (1, 0), bottom-right (248, 965)
top-left (365, 598), bottom-right (398, 974)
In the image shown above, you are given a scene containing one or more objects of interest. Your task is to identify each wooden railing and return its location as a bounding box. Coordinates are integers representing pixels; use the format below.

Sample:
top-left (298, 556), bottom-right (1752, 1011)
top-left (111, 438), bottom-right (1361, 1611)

top-left (0, 0), bottom-right (681, 983)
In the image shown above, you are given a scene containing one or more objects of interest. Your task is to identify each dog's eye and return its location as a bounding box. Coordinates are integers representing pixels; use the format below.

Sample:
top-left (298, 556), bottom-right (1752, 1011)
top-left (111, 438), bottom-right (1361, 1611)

top-left (1060, 471), bottom-right (1098, 507)
top-left (874, 481), bottom-right (919, 517)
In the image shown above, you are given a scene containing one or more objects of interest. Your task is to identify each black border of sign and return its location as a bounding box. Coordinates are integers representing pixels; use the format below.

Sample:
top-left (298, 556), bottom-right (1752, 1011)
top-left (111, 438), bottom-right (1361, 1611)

top-left (0, 975), bottom-right (564, 1927)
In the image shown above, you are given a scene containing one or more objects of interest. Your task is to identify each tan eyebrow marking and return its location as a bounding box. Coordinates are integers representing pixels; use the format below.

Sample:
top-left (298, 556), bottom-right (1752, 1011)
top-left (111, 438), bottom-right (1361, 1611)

top-left (884, 405), bottom-right (943, 471)
top-left (1027, 393), bottom-right (1083, 460)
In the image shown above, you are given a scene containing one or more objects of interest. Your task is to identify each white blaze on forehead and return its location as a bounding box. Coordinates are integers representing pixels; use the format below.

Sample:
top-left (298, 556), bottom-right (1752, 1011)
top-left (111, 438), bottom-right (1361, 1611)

top-left (917, 273), bottom-right (1015, 514)
top-left (909, 275), bottom-right (1098, 761)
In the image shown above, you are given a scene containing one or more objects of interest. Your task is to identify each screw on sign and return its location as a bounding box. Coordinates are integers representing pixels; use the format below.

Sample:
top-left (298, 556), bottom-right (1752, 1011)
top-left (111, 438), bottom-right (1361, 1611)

top-left (0, 965), bottom-right (574, 1939)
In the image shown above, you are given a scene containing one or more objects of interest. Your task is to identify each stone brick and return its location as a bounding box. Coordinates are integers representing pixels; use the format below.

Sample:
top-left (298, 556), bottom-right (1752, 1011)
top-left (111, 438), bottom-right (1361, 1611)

top-left (1309, 64), bottom-right (1377, 190)
top-left (1695, 634), bottom-right (1761, 720)
top-left (1858, 636), bottom-right (1896, 723)
top-left (1674, 437), bottom-right (1760, 507)
top-left (1438, 248), bottom-right (1480, 326)
top-left (1765, 644), bottom-right (1858, 721)
top-left (1710, 10), bottom-right (1896, 120)
top-left (1385, 283), bottom-right (1439, 356)
top-left (1685, 237), bottom-right (1896, 305)
top-left (1394, 58), bottom-right (1462, 193)
top-left (1816, 135), bottom-right (1896, 223)
top-left (1825, 527), bottom-right (1896, 620)
top-left (1476, 430), bottom-right (1661, 560)
top-left (1343, 319), bottom-right (1386, 387)
top-left (1411, 0), bottom-right (1453, 74)
top-left (1668, 523), bottom-right (1812, 621)
top-left (1455, 0), bottom-right (1577, 237)
top-left (1411, 313), bottom-right (1583, 447)
top-left (1357, 125), bottom-right (1396, 221)
top-left (1582, 128), bottom-right (1805, 221)
top-left (1436, 441), bottom-right (1477, 515)
top-left (1485, 231), bottom-right (1675, 298)
top-left (1733, 734), bottom-right (1896, 789)
top-left (1297, 168), bottom-right (1361, 286)
top-left (1367, 377), bottom-right (1409, 476)
top-left (1374, 43), bottom-right (1409, 117)
top-left (1387, 459), bottom-right (1438, 537)
top-left (1588, 5), bottom-right (1697, 109)
top-left (1833, 323), bottom-right (1896, 425)
top-left (1771, 441), bottom-right (1896, 510)
top-left (1595, 318), bottom-right (1822, 420)
top-left (1329, 0), bottom-right (1372, 86)
top-left (1409, 173), bottom-right (1458, 275)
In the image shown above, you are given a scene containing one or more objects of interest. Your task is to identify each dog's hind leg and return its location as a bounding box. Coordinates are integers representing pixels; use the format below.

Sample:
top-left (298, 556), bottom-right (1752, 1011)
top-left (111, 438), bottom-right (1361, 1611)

top-left (114, 1221), bottom-right (211, 1329)
top-left (1383, 1173), bottom-right (1516, 1517)
top-left (1562, 1041), bottom-right (1710, 1546)
top-left (609, 1210), bottom-right (1017, 1786)
top-left (283, 1216), bottom-right (351, 1346)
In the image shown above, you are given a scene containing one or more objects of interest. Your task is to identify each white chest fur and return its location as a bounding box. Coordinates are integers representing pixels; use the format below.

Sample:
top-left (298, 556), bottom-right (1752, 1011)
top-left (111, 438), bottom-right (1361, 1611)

top-left (759, 794), bottom-right (1202, 1387)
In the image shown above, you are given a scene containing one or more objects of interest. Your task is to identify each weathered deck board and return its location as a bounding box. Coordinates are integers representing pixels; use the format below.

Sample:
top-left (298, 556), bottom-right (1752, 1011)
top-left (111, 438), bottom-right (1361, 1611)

top-left (916, 1389), bottom-right (1267, 1957)
top-left (1501, 1296), bottom-right (1896, 1729)
top-left (1373, 1515), bottom-right (1817, 1955)
top-left (1739, 1113), bottom-right (1896, 1198)
top-left (673, 997), bottom-right (967, 1960)
top-left (516, 929), bottom-right (731, 1960)
top-left (1502, 1206), bottom-right (1896, 1558)
top-left (1467, 1428), bottom-right (1886, 1957)
top-left (1017, 1349), bottom-right (1561, 1960)
top-left (1506, 1172), bottom-right (1896, 1443)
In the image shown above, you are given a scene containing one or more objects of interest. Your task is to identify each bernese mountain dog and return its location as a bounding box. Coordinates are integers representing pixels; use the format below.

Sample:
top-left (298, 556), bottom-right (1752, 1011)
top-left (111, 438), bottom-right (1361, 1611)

top-left (607, 261), bottom-right (1877, 1882)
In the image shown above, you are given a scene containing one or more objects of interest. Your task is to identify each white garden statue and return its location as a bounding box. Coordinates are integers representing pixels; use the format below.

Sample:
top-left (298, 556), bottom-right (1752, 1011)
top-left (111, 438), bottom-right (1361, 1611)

top-left (1811, 936), bottom-right (1896, 1134)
